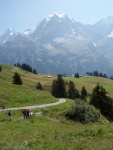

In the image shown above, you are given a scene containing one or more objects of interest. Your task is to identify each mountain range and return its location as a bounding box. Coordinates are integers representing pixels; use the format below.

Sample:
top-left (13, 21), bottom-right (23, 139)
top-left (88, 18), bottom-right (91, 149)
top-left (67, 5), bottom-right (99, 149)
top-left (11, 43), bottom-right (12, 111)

top-left (0, 12), bottom-right (113, 76)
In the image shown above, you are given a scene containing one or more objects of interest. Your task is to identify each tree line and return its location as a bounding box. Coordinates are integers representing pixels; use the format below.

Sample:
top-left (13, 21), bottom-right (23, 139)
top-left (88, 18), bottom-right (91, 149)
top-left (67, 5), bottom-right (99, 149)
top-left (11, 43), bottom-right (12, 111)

top-left (14, 63), bottom-right (37, 74)
top-left (74, 71), bottom-right (107, 78)
top-left (51, 74), bottom-right (87, 100)
top-left (86, 71), bottom-right (107, 78)
top-left (75, 70), bottom-right (113, 80)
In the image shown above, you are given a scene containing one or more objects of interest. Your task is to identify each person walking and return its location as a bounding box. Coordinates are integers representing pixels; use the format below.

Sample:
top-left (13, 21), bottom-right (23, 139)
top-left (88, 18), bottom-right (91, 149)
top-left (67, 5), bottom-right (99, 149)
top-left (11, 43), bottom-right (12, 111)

top-left (8, 110), bottom-right (12, 121)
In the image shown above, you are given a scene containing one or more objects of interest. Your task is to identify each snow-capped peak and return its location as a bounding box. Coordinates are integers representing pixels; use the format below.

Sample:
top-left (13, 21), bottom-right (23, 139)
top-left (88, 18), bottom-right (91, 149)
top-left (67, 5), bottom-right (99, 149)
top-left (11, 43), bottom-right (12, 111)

top-left (45, 11), bottom-right (65, 22)
top-left (0, 28), bottom-right (20, 43)
top-left (5, 28), bottom-right (19, 36)
top-left (9, 28), bottom-right (13, 32)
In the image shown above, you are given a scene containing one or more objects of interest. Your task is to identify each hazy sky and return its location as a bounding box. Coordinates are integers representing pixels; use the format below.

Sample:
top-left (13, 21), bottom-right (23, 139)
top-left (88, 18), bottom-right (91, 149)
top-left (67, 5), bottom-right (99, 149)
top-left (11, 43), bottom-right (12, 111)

top-left (0, 0), bottom-right (113, 35)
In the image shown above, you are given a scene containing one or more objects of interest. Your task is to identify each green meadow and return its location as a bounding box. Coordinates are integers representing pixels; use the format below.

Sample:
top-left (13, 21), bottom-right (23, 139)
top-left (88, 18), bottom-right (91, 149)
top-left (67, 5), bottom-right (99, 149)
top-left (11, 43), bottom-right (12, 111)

top-left (0, 64), bottom-right (113, 150)
top-left (64, 75), bottom-right (113, 98)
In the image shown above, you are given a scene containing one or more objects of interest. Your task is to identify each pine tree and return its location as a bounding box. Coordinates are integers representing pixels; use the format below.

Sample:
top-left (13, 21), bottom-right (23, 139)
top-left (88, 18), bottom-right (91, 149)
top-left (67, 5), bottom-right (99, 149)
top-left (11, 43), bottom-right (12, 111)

top-left (51, 80), bottom-right (58, 97)
top-left (90, 83), bottom-right (113, 121)
top-left (81, 86), bottom-right (87, 100)
top-left (12, 72), bottom-right (22, 85)
top-left (74, 73), bottom-right (79, 78)
top-left (68, 81), bottom-right (79, 99)
top-left (33, 69), bottom-right (37, 74)
top-left (51, 74), bottom-right (67, 98)
top-left (90, 83), bottom-right (107, 109)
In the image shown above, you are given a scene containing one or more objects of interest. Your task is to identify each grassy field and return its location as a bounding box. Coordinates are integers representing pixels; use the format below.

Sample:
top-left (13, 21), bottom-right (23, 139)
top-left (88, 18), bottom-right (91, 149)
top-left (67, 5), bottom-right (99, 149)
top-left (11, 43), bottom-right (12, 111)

top-left (63, 75), bottom-right (113, 98)
top-left (1, 64), bottom-right (113, 149)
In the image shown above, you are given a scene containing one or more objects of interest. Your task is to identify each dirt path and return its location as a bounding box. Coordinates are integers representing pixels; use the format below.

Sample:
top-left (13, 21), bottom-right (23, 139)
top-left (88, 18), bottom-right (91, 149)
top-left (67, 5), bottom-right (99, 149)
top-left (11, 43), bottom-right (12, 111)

top-left (0, 98), bottom-right (66, 111)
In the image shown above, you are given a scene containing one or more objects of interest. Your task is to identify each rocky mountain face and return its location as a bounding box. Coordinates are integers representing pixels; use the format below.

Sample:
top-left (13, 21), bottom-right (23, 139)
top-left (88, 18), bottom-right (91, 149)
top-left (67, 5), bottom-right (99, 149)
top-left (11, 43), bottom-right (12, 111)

top-left (0, 12), bottom-right (113, 76)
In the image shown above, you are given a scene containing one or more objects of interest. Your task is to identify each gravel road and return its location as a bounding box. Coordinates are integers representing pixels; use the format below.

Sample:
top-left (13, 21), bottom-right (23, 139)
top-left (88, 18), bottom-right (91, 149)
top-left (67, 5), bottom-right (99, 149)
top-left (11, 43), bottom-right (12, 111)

top-left (0, 98), bottom-right (66, 111)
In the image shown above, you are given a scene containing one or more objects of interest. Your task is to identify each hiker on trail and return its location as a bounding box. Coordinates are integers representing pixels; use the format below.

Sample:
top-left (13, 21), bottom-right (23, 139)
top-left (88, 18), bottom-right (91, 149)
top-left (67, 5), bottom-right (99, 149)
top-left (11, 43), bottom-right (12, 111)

top-left (26, 109), bottom-right (30, 119)
top-left (22, 109), bottom-right (26, 119)
top-left (22, 109), bottom-right (31, 119)
top-left (8, 110), bottom-right (12, 121)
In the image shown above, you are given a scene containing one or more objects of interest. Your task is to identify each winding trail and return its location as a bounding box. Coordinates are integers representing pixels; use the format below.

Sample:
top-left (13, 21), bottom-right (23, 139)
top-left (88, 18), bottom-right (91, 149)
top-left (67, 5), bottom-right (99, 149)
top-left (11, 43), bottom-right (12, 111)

top-left (0, 99), bottom-right (66, 111)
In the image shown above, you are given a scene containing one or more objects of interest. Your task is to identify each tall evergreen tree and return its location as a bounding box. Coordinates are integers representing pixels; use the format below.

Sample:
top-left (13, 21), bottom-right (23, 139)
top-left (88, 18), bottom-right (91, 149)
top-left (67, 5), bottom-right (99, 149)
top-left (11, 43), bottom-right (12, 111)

top-left (68, 81), bottom-right (79, 99)
top-left (12, 72), bottom-right (22, 85)
top-left (74, 73), bottom-right (79, 78)
top-left (33, 69), bottom-right (37, 74)
top-left (51, 80), bottom-right (58, 97)
top-left (81, 86), bottom-right (87, 100)
top-left (51, 74), bottom-right (67, 98)
top-left (90, 83), bottom-right (107, 109)
top-left (93, 71), bottom-right (99, 76)
top-left (90, 83), bottom-right (113, 121)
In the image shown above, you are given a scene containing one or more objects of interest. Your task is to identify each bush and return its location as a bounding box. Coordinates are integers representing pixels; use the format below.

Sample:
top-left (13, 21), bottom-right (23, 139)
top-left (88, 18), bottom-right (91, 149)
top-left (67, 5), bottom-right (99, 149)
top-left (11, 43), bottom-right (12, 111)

top-left (66, 100), bottom-right (100, 124)
top-left (0, 65), bottom-right (2, 72)
top-left (12, 72), bottom-right (22, 85)
top-left (36, 82), bottom-right (43, 90)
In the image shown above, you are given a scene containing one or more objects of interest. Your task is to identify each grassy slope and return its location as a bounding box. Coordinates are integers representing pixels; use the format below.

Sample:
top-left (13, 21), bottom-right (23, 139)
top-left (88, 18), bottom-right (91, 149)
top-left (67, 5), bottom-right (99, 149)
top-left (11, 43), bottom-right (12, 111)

top-left (0, 64), bottom-right (57, 108)
top-left (1, 64), bottom-right (113, 149)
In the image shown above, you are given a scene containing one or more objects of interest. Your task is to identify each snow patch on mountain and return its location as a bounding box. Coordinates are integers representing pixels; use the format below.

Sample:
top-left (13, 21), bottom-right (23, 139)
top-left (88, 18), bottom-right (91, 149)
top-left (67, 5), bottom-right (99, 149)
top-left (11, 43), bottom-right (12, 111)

top-left (108, 31), bottom-right (113, 37)
top-left (45, 11), bottom-right (65, 22)
top-left (22, 29), bottom-right (33, 35)
top-left (93, 42), bottom-right (97, 47)
top-left (0, 28), bottom-right (20, 43)
top-left (53, 37), bottom-right (66, 43)
top-left (8, 28), bottom-right (19, 35)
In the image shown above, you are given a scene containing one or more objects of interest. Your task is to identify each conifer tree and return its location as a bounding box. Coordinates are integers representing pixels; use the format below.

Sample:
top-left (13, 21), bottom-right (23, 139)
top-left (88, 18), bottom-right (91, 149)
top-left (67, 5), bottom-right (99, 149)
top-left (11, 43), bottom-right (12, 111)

top-left (12, 72), bottom-right (22, 85)
top-left (33, 69), bottom-right (37, 74)
top-left (90, 83), bottom-right (107, 108)
top-left (51, 80), bottom-right (58, 97)
top-left (68, 81), bottom-right (79, 99)
top-left (51, 74), bottom-right (67, 98)
top-left (81, 86), bottom-right (87, 100)
top-left (90, 83), bottom-right (113, 121)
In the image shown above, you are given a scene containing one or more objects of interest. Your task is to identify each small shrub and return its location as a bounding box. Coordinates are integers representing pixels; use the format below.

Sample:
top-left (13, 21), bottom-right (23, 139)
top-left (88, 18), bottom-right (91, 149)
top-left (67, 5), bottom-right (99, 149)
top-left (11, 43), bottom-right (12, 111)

top-left (66, 99), bottom-right (100, 124)
top-left (0, 65), bottom-right (2, 72)
top-left (36, 82), bottom-right (43, 90)
top-left (12, 72), bottom-right (22, 85)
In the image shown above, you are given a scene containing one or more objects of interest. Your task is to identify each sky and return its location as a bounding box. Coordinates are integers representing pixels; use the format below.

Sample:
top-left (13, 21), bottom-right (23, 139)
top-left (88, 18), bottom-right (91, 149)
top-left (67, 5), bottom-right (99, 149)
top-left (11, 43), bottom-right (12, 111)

top-left (0, 0), bottom-right (113, 35)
